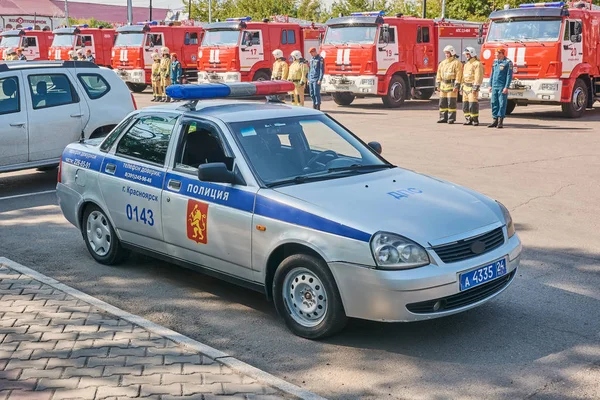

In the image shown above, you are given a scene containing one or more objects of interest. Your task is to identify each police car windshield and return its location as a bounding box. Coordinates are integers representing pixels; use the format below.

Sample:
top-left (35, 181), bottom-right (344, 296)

top-left (52, 34), bottom-right (75, 47)
top-left (487, 19), bottom-right (562, 42)
top-left (229, 115), bottom-right (390, 187)
top-left (0, 36), bottom-right (20, 48)
top-left (202, 30), bottom-right (240, 46)
top-left (114, 33), bottom-right (145, 47)
top-left (324, 25), bottom-right (378, 45)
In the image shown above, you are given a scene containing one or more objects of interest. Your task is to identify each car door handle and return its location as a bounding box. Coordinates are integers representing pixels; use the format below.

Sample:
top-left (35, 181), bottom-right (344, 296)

top-left (70, 114), bottom-right (84, 118)
top-left (10, 122), bottom-right (26, 127)
top-left (168, 179), bottom-right (181, 191)
top-left (105, 163), bottom-right (116, 174)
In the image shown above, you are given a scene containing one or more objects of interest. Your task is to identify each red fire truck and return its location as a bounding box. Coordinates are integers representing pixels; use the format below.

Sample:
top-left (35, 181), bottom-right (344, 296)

top-left (112, 22), bottom-right (204, 92)
top-left (479, 0), bottom-right (600, 118)
top-left (0, 28), bottom-right (53, 60)
top-left (197, 17), bottom-right (325, 83)
top-left (321, 11), bottom-right (485, 107)
top-left (49, 25), bottom-right (115, 67)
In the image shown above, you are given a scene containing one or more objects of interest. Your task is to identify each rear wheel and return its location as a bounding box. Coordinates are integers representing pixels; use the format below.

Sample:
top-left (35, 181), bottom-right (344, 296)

top-left (82, 204), bottom-right (129, 265)
top-left (252, 71), bottom-right (270, 82)
top-left (561, 78), bottom-right (587, 118)
top-left (273, 254), bottom-right (347, 339)
top-left (382, 75), bottom-right (407, 108)
top-left (413, 88), bottom-right (434, 100)
top-left (505, 100), bottom-right (516, 115)
top-left (332, 92), bottom-right (355, 106)
top-left (126, 82), bottom-right (147, 93)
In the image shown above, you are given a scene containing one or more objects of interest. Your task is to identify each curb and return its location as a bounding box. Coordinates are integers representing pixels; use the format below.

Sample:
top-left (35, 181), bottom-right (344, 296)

top-left (0, 256), bottom-right (327, 400)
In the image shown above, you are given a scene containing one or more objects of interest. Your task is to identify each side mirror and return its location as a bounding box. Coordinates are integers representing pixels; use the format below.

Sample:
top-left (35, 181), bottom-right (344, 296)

top-left (570, 34), bottom-right (581, 43)
top-left (198, 162), bottom-right (237, 184)
top-left (477, 37), bottom-right (484, 45)
top-left (368, 141), bottom-right (382, 154)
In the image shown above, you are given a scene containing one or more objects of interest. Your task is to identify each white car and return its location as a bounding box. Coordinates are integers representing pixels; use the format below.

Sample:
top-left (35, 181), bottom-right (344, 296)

top-left (0, 60), bottom-right (136, 173)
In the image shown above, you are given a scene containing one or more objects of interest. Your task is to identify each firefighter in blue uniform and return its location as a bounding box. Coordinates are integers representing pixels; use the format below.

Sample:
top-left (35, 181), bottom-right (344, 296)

top-left (488, 48), bottom-right (513, 129)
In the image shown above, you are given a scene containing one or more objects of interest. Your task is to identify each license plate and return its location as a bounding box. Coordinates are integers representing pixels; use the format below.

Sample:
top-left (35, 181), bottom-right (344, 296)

top-left (336, 85), bottom-right (350, 90)
top-left (460, 258), bottom-right (507, 291)
top-left (509, 90), bottom-right (525, 97)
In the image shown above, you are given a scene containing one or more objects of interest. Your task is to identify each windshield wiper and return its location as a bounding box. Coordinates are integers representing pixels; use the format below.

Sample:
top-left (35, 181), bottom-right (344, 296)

top-left (327, 164), bottom-right (394, 172)
top-left (266, 173), bottom-right (337, 188)
top-left (524, 37), bottom-right (546, 46)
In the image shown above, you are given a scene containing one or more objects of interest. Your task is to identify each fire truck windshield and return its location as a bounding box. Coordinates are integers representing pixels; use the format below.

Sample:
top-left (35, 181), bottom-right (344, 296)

top-left (202, 30), bottom-right (240, 46)
top-left (52, 34), bottom-right (75, 47)
top-left (324, 25), bottom-right (378, 45)
top-left (487, 19), bottom-right (562, 42)
top-left (0, 36), bottom-right (21, 48)
top-left (114, 33), bottom-right (145, 47)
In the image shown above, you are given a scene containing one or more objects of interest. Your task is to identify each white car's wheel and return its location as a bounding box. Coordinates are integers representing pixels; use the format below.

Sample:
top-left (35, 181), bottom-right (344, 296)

top-left (82, 204), bottom-right (129, 265)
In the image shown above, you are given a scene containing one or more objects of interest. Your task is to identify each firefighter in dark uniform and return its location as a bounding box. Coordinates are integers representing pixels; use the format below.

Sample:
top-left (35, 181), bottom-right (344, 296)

top-left (488, 48), bottom-right (514, 129)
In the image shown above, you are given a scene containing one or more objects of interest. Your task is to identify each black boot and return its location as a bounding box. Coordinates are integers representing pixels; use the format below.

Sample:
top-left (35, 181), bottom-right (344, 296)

top-left (463, 117), bottom-right (472, 126)
top-left (151, 96), bottom-right (157, 102)
top-left (472, 117), bottom-right (479, 126)
top-left (497, 118), bottom-right (504, 129)
top-left (488, 118), bottom-right (498, 128)
top-left (317, 104), bottom-right (321, 110)
top-left (437, 118), bottom-right (447, 123)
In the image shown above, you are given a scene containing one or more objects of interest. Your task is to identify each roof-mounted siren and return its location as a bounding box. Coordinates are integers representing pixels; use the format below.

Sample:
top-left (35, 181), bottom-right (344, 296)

top-left (23, 27), bottom-right (33, 31)
top-left (165, 81), bottom-right (296, 108)
top-left (226, 16), bottom-right (251, 28)
top-left (519, 2), bottom-right (566, 7)
top-left (74, 24), bottom-right (89, 28)
top-left (350, 11), bottom-right (385, 23)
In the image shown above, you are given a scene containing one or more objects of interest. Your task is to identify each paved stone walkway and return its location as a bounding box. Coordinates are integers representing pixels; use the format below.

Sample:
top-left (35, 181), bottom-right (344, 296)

top-left (0, 264), bottom-right (291, 400)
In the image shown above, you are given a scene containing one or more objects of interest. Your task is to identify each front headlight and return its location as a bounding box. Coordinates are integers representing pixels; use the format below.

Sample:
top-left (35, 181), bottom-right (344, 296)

top-left (371, 232), bottom-right (430, 270)
top-left (497, 201), bottom-right (516, 238)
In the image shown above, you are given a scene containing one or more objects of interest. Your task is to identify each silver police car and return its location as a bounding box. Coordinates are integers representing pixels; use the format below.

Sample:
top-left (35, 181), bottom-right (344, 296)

top-left (57, 81), bottom-right (522, 339)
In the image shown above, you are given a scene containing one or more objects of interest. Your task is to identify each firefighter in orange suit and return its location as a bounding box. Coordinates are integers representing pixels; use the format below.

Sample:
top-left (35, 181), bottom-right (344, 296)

top-left (461, 46), bottom-right (484, 126)
top-left (435, 45), bottom-right (463, 124)
top-left (271, 49), bottom-right (289, 80)
top-left (287, 50), bottom-right (309, 106)
top-left (151, 52), bottom-right (162, 102)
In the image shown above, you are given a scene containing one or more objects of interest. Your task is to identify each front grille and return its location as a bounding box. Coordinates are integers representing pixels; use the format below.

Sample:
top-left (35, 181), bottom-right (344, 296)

top-left (406, 269), bottom-right (516, 314)
top-left (433, 227), bottom-right (505, 264)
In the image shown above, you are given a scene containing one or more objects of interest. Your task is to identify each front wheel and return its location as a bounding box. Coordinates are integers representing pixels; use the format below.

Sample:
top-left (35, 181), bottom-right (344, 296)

top-left (126, 82), bottom-right (147, 93)
top-left (413, 88), bottom-right (434, 100)
top-left (332, 92), bottom-right (355, 106)
top-left (273, 254), bottom-right (347, 339)
top-left (252, 71), bottom-right (270, 82)
top-left (505, 100), bottom-right (516, 116)
top-left (82, 204), bottom-right (129, 265)
top-left (382, 75), bottom-right (407, 108)
top-left (561, 78), bottom-right (587, 118)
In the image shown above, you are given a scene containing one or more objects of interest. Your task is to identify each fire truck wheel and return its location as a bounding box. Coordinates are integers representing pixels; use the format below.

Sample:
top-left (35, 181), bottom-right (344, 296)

top-left (505, 100), bottom-right (516, 116)
top-left (382, 75), bottom-right (406, 108)
top-left (414, 88), bottom-right (434, 100)
top-left (252, 71), bottom-right (270, 82)
top-left (561, 79), bottom-right (587, 118)
top-left (332, 92), bottom-right (355, 106)
top-left (126, 82), bottom-right (147, 93)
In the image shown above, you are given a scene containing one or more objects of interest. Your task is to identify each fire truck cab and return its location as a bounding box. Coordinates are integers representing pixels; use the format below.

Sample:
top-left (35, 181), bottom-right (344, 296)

top-left (49, 25), bottom-right (116, 67)
top-left (480, 0), bottom-right (600, 118)
top-left (197, 17), bottom-right (324, 83)
top-left (321, 11), bottom-right (484, 107)
top-left (0, 28), bottom-right (53, 60)
top-left (112, 23), bottom-right (204, 92)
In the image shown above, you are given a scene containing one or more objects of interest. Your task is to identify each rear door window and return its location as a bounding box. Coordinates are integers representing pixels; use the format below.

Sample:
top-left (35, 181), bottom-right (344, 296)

top-left (78, 73), bottom-right (110, 99)
top-left (0, 76), bottom-right (20, 115)
top-left (27, 74), bottom-right (79, 110)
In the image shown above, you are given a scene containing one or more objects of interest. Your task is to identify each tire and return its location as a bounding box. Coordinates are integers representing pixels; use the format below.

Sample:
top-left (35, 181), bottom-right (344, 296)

top-left (505, 100), bottom-right (516, 116)
top-left (561, 78), bottom-right (587, 118)
top-left (382, 75), bottom-right (407, 108)
top-left (413, 88), bottom-right (434, 100)
top-left (252, 71), bottom-right (270, 82)
top-left (273, 254), bottom-right (347, 339)
top-left (332, 92), bottom-right (355, 106)
top-left (126, 82), bottom-right (147, 93)
top-left (36, 165), bottom-right (58, 172)
top-left (81, 204), bottom-right (129, 265)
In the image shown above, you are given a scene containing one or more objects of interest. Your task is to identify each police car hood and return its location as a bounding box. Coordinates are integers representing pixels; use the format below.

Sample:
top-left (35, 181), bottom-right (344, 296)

top-left (271, 167), bottom-right (503, 246)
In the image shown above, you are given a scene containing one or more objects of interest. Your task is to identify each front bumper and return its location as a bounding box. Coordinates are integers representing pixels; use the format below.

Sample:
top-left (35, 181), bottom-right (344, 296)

top-left (479, 78), bottom-right (562, 102)
top-left (322, 74), bottom-right (378, 94)
top-left (329, 232), bottom-right (522, 322)
top-left (116, 68), bottom-right (145, 84)
top-left (198, 71), bottom-right (241, 83)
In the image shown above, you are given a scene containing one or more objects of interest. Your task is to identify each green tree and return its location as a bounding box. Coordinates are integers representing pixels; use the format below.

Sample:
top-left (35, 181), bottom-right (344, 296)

top-left (188, 0), bottom-right (236, 22)
top-left (330, 0), bottom-right (388, 18)
top-left (233, 0), bottom-right (297, 21)
top-left (388, 0), bottom-right (442, 19)
top-left (68, 17), bottom-right (114, 28)
top-left (297, 0), bottom-right (323, 21)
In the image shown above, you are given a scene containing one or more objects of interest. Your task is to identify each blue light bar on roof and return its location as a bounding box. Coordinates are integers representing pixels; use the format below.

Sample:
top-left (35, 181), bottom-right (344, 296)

top-left (226, 17), bottom-right (252, 22)
top-left (137, 20), bottom-right (158, 25)
top-left (24, 27), bottom-right (33, 31)
top-left (166, 81), bottom-right (295, 100)
top-left (519, 2), bottom-right (565, 8)
top-left (74, 24), bottom-right (89, 28)
top-left (350, 11), bottom-right (385, 17)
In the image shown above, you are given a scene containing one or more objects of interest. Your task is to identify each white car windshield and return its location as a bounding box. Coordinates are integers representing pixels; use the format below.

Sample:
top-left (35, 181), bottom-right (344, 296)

top-left (324, 25), bottom-right (378, 45)
top-left (114, 33), bottom-right (145, 47)
top-left (229, 115), bottom-right (391, 187)
top-left (52, 34), bottom-right (75, 47)
top-left (487, 19), bottom-right (562, 42)
top-left (202, 30), bottom-right (240, 46)
top-left (0, 36), bottom-right (21, 48)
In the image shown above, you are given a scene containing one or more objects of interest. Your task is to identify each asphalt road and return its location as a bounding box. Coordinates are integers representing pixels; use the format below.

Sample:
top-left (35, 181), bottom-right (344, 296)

top-left (1, 91), bottom-right (599, 400)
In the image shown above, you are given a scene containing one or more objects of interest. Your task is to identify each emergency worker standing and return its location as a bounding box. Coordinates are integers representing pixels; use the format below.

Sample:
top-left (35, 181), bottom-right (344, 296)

top-left (16, 48), bottom-right (27, 61)
top-left (85, 49), bottom-right (95, 63)
top-left (160, 47), bottom-right (172, 102)
top-left (67, 50), bottom-right (78, 61)
top-left (461, 47), bottom-right (484, 126)
top-left (435, 45), bottom-right (463, 124)
top-left (287, 50), bottom-right (309, 106)
top-left (271, 49), bottom-right (289, 80)
top-left (76, 49), bottom-right (85, 61)
top-left (488, 48), bottom-right (514, 129)
top-left (308, 47), bottom-right (324, 110)
top-left (170, 53), bottom-right (183, 102)
top-left (4, 48), bottom-right (18, 60)
top-left (151, 52), bottom-right (162, 102)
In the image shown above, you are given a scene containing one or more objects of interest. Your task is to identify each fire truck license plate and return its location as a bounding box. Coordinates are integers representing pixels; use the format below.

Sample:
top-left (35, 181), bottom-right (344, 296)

top-left (509, 90), bottom-right (525, 97)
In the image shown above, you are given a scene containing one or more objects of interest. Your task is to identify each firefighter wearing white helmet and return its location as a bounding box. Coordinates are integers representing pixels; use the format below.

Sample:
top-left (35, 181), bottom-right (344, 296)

top-left (76, 48), bottom-right (85, 60)
top-left (151, 52), bottom-right (162, 102)
top-left (271, 49), bottom-right (289, 80)
top-left (4, 47), bottom-right (18, 61)
top-left (287, 50), bottom-right (309, 106)
top-left (461, 46), bottom-right (484, 126)
top-left (435, 45), bottom-right (463, 124)
top-left (159, 47), bottom-right (172, 102)
top-left (68, 50), bottom-right (78, 61)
